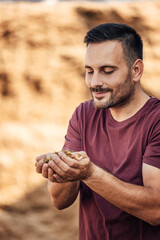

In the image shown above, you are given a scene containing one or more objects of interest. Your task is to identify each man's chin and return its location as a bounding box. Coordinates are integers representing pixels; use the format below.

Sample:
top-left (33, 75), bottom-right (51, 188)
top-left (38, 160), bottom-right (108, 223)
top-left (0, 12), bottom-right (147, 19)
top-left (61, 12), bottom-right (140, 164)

top-left (93, 99), bottom-right (109, 109)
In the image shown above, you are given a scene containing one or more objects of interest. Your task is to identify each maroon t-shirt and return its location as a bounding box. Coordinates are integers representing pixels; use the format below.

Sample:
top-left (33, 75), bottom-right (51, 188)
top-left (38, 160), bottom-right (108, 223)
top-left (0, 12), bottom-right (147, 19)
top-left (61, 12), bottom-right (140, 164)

top-left (63, 97), bottom-right (160, 240)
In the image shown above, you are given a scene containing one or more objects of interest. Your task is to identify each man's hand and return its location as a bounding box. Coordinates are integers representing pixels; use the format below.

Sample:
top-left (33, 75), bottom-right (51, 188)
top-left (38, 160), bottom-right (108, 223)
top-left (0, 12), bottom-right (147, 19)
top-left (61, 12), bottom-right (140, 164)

top-left (36, 151), bottom-right (81, 209)
top-left (36, 151), bottom-right (93, 183)
top-left (35, 153), bottom-right (51, 178)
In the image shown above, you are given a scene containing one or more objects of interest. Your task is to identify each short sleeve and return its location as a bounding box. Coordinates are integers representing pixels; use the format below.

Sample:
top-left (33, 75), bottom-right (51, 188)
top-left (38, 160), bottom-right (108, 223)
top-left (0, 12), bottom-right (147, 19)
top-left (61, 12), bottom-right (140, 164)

top-left (62, 104), bottom-right (83, 152)
top-left (143, 119), bottom-right (160, 168)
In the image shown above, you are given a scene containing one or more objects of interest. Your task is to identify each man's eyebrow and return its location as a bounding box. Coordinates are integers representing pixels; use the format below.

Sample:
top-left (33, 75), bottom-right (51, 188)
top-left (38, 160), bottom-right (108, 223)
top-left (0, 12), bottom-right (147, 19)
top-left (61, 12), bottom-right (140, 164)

top-left (84, 65), bottom-right (92, 68)
top-left (100, 65), bottom-right (117, 69)
top-left (84, 65), bottom-right (117, 69)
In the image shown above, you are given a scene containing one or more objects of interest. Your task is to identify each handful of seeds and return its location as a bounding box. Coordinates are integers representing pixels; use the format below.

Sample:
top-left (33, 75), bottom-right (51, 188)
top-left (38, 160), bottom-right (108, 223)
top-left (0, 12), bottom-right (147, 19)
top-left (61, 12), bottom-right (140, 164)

top-left (41, 150), bottom-right (83, 164)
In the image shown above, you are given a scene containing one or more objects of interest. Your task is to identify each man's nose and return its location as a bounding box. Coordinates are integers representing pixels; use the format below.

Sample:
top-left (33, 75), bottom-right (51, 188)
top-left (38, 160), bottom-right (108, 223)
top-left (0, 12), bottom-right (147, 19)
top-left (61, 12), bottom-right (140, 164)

top-left (90, 72), bottom-right (103, 88)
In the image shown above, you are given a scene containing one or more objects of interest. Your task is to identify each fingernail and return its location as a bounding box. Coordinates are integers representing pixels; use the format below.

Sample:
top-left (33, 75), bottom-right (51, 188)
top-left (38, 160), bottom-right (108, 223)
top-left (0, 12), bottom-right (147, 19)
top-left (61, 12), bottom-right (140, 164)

top-left (51, 153), bottom-right (58, 160)
top-left (58, 151), bottom-right (63, 157)
top-left (37, 161), bottom-right (43, 167)
top-left (43, 163), bottom-right (48, 169)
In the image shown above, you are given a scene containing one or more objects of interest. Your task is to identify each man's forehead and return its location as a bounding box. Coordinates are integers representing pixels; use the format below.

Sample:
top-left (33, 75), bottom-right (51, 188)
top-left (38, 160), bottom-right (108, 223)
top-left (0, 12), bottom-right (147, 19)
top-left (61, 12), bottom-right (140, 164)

top-left (86, 40), bottom-right (123, 53)
top-left (85, 40), bottom-right (125, 67)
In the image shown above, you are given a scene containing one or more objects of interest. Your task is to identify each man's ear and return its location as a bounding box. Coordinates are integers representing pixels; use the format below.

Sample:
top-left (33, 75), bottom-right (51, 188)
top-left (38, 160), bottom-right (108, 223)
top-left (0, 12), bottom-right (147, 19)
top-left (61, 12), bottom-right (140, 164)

top-left (131, 59), bottom-right (144, 83)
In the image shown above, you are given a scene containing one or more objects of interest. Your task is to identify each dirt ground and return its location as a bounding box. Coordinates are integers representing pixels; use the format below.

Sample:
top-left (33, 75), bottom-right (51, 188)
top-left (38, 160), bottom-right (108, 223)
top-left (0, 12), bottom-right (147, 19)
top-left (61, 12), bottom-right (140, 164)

top-left (0, 1), bottom-right (160, 239)
top-left (0, 183), bottom-right (79, 240)
top-left (0, 122), bottom-right (79, 240)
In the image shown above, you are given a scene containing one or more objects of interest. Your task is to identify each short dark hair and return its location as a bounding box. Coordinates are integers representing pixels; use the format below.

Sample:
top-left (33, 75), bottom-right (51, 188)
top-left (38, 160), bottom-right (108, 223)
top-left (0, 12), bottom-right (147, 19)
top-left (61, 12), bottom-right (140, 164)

top-left (84, 23), bottom-right (143, 67)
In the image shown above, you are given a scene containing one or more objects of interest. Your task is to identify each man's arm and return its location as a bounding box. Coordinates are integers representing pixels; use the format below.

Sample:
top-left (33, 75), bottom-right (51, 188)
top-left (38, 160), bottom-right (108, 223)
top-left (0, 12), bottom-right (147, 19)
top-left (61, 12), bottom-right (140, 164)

top-left (83, 162), bottom-right (160, 226)
top-left (47, 180), bottom-right (80, 210)
top-left (48, 151), bottom-right (160, 225)
top-left (36, 154), bottom-right (80, 210)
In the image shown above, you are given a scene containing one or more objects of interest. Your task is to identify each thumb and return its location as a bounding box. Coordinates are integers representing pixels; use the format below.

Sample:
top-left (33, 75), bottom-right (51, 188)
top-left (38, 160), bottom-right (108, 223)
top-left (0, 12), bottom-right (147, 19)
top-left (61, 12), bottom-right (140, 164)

top-left (72, 151), bottom-right (88, 160)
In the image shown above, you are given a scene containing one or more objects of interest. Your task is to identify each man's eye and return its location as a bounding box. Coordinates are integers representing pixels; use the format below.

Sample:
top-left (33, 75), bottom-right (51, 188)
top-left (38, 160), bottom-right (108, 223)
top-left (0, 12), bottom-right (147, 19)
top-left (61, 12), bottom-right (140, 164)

top-left (103, 70), bottom-right (114, 75)
top-left (87, 71), bottom-right (93, 74)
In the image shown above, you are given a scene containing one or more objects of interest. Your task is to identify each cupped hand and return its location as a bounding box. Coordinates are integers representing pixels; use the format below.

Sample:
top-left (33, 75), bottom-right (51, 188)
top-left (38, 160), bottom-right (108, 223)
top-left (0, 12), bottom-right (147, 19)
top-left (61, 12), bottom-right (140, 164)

top-left (35, 151), bottom-right (93, 183)
top-left (47, 151), bottom-right (93, 183)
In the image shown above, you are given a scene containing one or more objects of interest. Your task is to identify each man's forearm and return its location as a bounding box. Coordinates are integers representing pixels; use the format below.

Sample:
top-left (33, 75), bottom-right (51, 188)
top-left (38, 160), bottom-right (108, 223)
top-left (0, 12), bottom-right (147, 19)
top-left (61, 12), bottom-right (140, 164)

top-left (47, 180), bottom-right (80, 210)
top-left (83, 163), bottom-right (160, 225)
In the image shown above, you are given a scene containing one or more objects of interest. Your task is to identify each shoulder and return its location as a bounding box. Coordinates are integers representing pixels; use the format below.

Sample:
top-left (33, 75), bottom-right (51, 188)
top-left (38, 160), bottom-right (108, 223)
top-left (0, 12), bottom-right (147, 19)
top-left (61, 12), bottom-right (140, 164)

top-left (144, 97), bottom-right (160, 137)
top-left (148, 97), bottom-right (160, 109)
top-left (145, 97), bottom-right (160, 119)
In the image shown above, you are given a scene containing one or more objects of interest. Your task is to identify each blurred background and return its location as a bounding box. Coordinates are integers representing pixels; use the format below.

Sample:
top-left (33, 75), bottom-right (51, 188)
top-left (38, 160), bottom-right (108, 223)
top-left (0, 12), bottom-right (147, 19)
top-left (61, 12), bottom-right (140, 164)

top-left (0, 0), bottom-right (160, 239)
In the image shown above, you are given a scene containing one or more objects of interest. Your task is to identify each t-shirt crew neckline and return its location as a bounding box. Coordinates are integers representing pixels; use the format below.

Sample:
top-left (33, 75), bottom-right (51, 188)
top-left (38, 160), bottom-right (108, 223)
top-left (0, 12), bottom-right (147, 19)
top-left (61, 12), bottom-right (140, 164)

top-left (107, 97), bottom-right (152, 125)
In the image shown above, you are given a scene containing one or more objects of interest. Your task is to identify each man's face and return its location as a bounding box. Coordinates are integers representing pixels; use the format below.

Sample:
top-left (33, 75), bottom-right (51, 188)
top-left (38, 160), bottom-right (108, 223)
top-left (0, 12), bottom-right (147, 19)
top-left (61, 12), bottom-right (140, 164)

top-left (84, 41), bottom-right (135, 109)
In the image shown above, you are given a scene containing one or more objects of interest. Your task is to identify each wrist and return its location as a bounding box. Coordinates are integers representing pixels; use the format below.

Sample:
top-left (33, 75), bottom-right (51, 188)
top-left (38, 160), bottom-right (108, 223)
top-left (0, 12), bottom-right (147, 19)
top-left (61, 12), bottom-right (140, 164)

top-left (83, 162), bottom-right (99, 183)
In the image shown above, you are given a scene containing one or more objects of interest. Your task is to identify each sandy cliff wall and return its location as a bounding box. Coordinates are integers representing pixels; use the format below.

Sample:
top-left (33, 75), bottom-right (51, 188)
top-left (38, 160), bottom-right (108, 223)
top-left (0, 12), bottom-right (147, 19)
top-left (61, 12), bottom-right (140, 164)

top-left (0, 1), bottom-right (160, 124)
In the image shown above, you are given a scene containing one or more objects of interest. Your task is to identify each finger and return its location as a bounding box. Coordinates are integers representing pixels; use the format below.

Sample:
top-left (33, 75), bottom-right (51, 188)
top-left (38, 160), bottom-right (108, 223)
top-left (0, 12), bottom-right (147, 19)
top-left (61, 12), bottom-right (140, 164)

top-left (42, 163), bottom-right (49, 178)
top-left (58, 151), bottom-right (80, 168)
top-left (53, 173), bottom-right (66, 183)
top-left (36, 159), bottom-right (44, 173)
top-left (77, 151), bottom-right (88, 157)
top-left (49, 155), bottom-right (71, 172)
top-left (48, 160), bottom-right (66, 178)
top-left (49, 156), bottom-right (82, 181)
top-left (36, 152), bottom-right (54, 162)
top-left (48, 167), bottom-right (56, 182)
top-left (36, 154), bottom-right (46, 162)
top-left (71, 151), bottom-right (87, 161)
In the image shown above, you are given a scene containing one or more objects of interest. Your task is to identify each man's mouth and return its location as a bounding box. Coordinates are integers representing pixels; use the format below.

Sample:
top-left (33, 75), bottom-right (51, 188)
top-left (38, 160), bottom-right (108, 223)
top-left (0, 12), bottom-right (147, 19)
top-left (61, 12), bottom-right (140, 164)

top-left (93, 91), bottom-right (108, 99)
top-left (90, 87), bottom-right (107, 92)
top-left (90, 87), bottom-right (112, 93)
top-left (90, 87), bottom-right (112, 99)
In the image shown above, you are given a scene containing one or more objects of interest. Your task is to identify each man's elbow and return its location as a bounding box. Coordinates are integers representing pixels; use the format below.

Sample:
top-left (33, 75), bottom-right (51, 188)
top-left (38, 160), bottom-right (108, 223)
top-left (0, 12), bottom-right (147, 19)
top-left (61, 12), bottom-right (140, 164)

top-left (50, 196), bottom-right (74, 210)
top-left (148, 219), bottom-right (160, 226)
top-left (146, 213), bottom-right (160, 226)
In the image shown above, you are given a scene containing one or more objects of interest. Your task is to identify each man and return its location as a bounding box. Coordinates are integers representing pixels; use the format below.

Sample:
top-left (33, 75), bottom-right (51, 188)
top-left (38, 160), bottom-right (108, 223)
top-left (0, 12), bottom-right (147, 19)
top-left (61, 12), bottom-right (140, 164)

top-left (36, 23), bottom-right (160, 239)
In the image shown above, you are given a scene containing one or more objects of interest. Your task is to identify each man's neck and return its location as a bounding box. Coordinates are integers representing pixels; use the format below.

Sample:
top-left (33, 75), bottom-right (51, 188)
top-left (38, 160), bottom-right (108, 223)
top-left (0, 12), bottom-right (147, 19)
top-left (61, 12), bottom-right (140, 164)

top-left (109, 92), bottom-right (150, 122)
